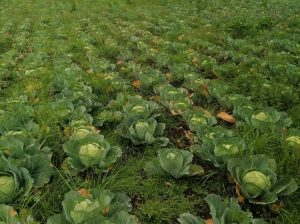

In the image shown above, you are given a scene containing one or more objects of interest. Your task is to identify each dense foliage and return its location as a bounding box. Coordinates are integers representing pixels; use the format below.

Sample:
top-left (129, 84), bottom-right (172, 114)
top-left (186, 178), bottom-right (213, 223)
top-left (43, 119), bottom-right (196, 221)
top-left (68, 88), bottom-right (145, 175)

top-left (0, 0), bottom-right (299, 223)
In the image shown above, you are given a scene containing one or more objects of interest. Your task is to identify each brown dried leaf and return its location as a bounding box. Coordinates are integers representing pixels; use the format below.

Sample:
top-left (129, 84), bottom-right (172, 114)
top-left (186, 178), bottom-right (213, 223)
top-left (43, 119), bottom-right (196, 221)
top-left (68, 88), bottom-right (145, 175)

top-left (116, 60), bottom-right (124, 65)
top-left (86, 69), bottom-right (94, 74)
top-left (217, 111), bottom-right (236, 124)
top-left (176, 139), bottom-right (184, 148)
top-left (170, 109), bottom-right (179, 116)
top-left (205, 219), bottom-right (214, 224)
top-left (184, 130), bottom-right (194, 141)
top-left (78, 188), bottom-right (90, 197)
top-left (271, 202), bottom-right (284, 213)
top-left (235, 183), bottom-right (245, 204)
top-left (64, 127), bottom-right (73, 138)
top-left (178, 34), bottom-right (185, 41)
top-left (103, 207), bottom-right (110, 215)
top-left (165, 181), bottom-right (173, 187)
top-left (166, 72), bottom-right (173, 82)
top-left (9, 208), bottom-right (17, 217)
top-left (132, 80), bottom-right (141, 89)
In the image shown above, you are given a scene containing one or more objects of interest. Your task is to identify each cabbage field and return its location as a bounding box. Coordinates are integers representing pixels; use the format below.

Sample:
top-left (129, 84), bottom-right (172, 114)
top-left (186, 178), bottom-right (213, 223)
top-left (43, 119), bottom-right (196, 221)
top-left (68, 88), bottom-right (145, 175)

top-left (0, 0), bottom-right (299, 223)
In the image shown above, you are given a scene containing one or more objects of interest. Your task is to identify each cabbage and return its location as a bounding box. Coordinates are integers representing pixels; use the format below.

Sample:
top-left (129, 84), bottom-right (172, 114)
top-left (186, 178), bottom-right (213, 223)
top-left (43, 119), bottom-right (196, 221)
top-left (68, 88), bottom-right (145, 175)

top-left (0, 175), bottom-right (15, 201)
top-left (79, 143), bottom-right (103, 166)
top-left (242, 171), bottom-right (272, 197)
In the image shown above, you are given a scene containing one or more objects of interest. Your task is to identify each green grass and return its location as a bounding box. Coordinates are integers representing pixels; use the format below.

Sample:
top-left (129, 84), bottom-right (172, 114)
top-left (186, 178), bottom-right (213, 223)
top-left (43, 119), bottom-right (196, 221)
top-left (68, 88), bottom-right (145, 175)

top-left (0, 0), bottom-right (299, 223)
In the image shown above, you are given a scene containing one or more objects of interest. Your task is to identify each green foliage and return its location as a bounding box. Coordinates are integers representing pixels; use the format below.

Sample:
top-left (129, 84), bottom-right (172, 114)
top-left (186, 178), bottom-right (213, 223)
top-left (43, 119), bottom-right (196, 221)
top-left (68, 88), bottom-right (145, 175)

top-left (227, 155), bottom-right (298, 204)
top-left (0, 158), bottom-right (33, 204)
top-left (146, 148), bottom-right (204, 179)
top-left (117, 117), bottom-right (169, 146)
top-left (178, 194), bottom-right (267, 224)
top-left (0, 0), bottom-right (299, 223)
top-left (0, 134), bottom-right (52, 187)
top-left (47, 188), bottom-right (138, 224)
top-left (0, 204), bottom-right (38, 224)
top-left (182, 108), bottom-right (217, 132)
top-left (155, 84), bottom-right (192, 115)
top-left (63, 134), bottom-right (122, 173)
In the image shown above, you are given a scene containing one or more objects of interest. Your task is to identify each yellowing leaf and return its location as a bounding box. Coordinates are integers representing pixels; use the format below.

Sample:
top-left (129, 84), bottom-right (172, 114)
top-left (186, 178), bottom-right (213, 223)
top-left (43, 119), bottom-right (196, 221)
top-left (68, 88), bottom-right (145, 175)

top-left (166, 72), bottom-right (173, 82)
top-left (9, 208), bottom-right (17, 217)
top-left (178, 34), bottom-right (185, 41)
top-left (132, 80), bottom-right (141, 89)
top-left (103, 207), bottom-right (110, 215)
top-left (78, 188), bottom-right (90, 197)
top-left (217, 111), bottom-right (236, 124)
top-left (165, 181), bottom-right (173, 187)
top-left (205, 219), bottom-right (214, 224)
top-left (86, 68), bottom-right (94, 74)
top-left (64, 127), bottom-right (73, 138)
top-left (271, 202), bottom-right (284, 213)
top-left (116, 60), bottom-right (124, 65)
top-left (184, 130), bottom-right (193, 141)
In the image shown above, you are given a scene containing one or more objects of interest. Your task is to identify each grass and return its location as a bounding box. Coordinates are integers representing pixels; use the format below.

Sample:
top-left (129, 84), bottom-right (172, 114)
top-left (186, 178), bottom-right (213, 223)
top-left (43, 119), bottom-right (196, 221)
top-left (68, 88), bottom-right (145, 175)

top-left (0, 0), bottom-right (299, 223)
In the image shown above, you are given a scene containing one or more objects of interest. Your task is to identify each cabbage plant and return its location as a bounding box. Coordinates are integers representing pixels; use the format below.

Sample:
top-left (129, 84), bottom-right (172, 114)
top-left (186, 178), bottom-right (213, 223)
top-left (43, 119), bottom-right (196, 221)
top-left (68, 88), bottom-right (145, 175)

top-left (233, 102), bottom-right (256, 122)
top-left (155, 84), bottom-right (189, 105)
top-left (235, 106), bottom-right (292, 131)
top-left (123, 97), bottom-right (159, 119)
top-left (155, 84), bottom-right (192, 115)
top-left (284, 129), bottom-right (300, 158)
top-left (47, 188), bottom-right (138, 224)
top-left (36, 99), bottom-right (74, 121)
top-left (0, 204), bottom-right (38, 224)
top-left (194, 126), bottom-right (233, 143)
top-left (227, 155), bottom-right (298, 204)
top-left (0, 158), bottom-right (33, 204)
top-left (95, 110), bottom-right (123, 127)
top-left (0, 104), bottom-right (38, 135)
top-left (117, 117), bottom-right (169, 146)
top-left (249, 107), bottom-right (292, 131)
top-left (70, 123), bottom-right (99, 140)
top-left (145, 148), bottom-right (204, 179)
top-left (169, 97), bottom-right (192, 116)
top-left (96, 95), bottom-right (158, 126)
top-left (59, 82), bottom-right (95, 111)
top-left (135, 69), bottom-right (166, 89)
top-left (183, 109), bottom-right (217, 132)
top-left (183, 74), bottom-right (208, 96)
top-left (99, 73), bottom-right (130, 92)
top-left (178, 194), bottom-right (267, 224)
top-left (0, 134), bottom-right (52, 187)
top-left (191, 136), bottom-right (245, 167)
top-left (63, 134), bottom-right (122, 172)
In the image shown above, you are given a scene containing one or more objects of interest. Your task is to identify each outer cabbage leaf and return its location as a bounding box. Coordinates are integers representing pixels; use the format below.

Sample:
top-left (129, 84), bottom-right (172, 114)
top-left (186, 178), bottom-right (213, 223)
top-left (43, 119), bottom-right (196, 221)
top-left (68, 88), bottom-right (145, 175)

top-left (178, 213), bottom-right (205, 224)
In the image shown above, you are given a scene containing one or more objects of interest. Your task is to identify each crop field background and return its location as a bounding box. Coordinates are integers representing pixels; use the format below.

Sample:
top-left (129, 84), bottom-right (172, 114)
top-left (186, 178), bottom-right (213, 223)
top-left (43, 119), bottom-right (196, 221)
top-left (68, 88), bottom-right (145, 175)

top-left (0, 0), bottom-right (299, 223)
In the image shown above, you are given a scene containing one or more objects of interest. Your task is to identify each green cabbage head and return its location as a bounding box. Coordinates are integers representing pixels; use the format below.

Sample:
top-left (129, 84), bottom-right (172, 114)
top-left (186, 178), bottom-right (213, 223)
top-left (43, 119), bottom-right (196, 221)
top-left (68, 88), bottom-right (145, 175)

top-left (0, 175), bottom-right (15, 202)
top-left (79, 143), bottom-right (104, 167)
top-left (242, 171), bottom-right (272, 197)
